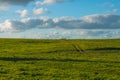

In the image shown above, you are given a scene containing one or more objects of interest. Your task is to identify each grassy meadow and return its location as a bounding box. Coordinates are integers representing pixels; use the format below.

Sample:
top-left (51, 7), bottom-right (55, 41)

top-left (0, 39), bottom-right (120, 80)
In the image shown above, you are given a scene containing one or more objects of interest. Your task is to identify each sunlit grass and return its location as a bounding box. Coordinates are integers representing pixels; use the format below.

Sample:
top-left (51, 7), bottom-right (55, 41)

top-left (0, 39), bottom-right (120, 80)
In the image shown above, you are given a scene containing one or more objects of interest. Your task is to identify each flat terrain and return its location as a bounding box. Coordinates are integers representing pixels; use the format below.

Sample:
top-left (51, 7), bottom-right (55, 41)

top-left (0, 39), bottom-right (120, 80)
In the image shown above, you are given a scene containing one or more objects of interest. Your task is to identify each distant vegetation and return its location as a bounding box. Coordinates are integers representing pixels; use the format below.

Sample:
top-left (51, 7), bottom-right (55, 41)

top-left (0, 39), bottom-right (120, 80)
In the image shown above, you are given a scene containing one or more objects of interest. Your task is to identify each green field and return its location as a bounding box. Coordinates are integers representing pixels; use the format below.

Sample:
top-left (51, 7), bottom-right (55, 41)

top-left (0, 39), bottom-right (120, 80)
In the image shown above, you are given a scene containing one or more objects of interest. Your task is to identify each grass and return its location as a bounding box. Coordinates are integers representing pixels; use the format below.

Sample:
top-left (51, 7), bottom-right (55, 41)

top-left (0, 39), bottom-right (120, 80)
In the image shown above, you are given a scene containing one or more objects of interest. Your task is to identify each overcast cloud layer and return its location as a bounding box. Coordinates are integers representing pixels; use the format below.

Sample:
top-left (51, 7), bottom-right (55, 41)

top-left (0, 0), bottom-right (73, 10)
top-left (0, 0), bottom-right (33, 10)
top-left (0, 14), bottom-right (120, 32)
top-left (0, 0), bottom-right (33, 5)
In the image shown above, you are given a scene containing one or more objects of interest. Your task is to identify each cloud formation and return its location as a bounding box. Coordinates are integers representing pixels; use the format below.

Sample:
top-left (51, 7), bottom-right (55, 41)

top-left (103, 2), bottom-right (114, 7)
top-left (35, 0), bottom-right (73, 6)
top-left (107, 9), bottom-right (118, 14)
top-left (25, 29), bottom-right (120, 39)
top-left (0, 0), bottom-right (33, 10)
top-left (0, 0), bottom-right (73, 10)
top-left (33, 8), bottom-right (48, 15)
top-left (0, 14), bottom-right (120, 32)
top-left (16, 9), bottom-right (28, 17)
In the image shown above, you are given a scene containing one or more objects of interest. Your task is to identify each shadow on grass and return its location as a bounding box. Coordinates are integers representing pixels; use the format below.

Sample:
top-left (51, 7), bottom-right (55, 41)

top-left (90, 47), bottom-right (120, 51)
top-left (47, 50), bottom-right (77, 53)
top-left (0, 57), bottom-right (119, 64)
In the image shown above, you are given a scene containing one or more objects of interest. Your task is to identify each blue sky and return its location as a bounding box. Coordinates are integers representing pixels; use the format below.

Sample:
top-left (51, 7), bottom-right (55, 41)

top-left (0, 0), bottom-right (120, 39)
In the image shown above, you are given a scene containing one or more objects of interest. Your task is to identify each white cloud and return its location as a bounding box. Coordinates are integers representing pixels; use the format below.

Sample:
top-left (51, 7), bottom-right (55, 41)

top-left (62, 31), bottom-right (71, 35)
top-left (103, 2), bottom-right (114, 7)
top-left (112, 9), bottom-right (118, 13)
top-left (0, 20), bottom-right (14, 32)
top-left (0, 14), bottom-right (120, 33)
top-left (1, 29), bottom-right (120, 39)
top-left (35, 0), bottom-right (73, 6)
top-left (31, 29), bottom-right (120, 39)
top-left (33, 8), bottom-right (48, 15)
top-left (16, 9), bottom-right (28, 17)
top-left (107, 9), bottom-right (118, 14)
top-left (53, 16), bottom-right (75, 23)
